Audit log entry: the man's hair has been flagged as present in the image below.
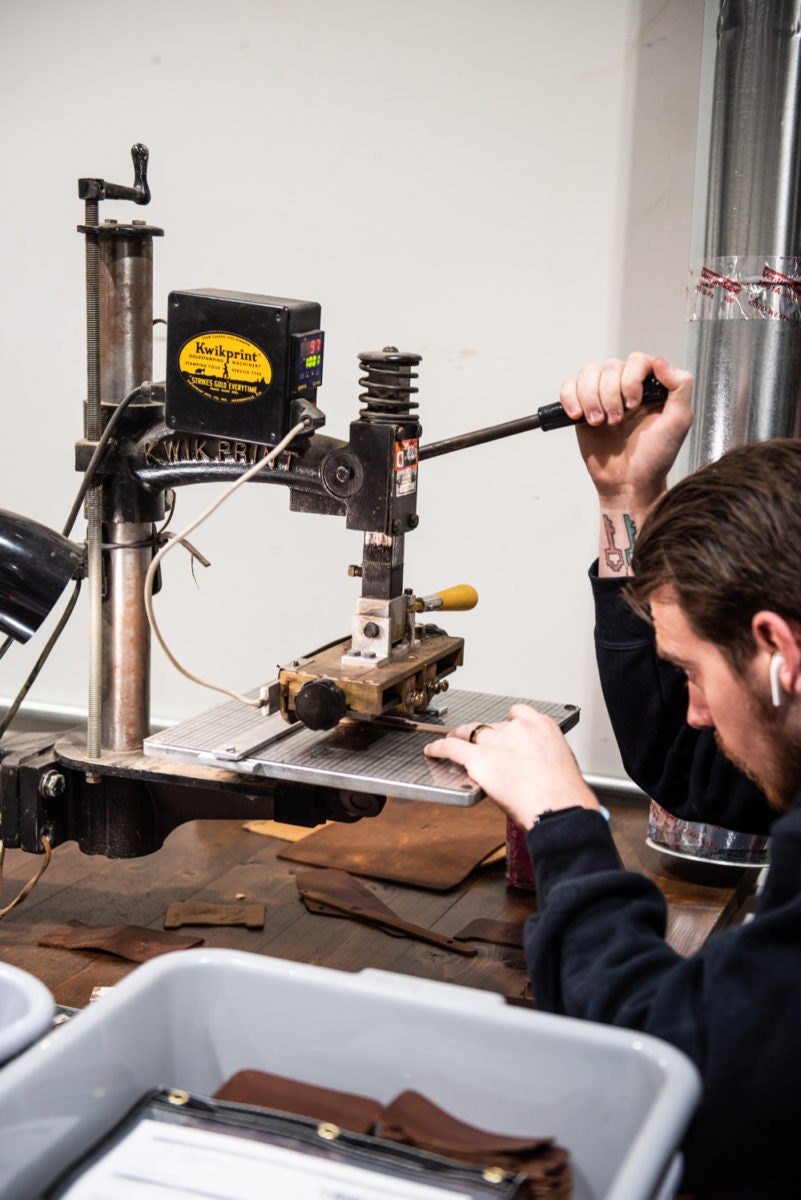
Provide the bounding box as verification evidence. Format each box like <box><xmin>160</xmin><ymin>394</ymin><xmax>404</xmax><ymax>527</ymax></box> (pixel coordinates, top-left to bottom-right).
<box><xmin>628</xmin><ymin>438</ymin><xmax>801</xmax><ymax>671</ymax></box>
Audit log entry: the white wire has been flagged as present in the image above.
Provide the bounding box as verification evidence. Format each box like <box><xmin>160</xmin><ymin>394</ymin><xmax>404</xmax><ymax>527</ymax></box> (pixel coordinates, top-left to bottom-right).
<box><xmin>144</xmin><ymin>418</ymin><xmax>312</xmax><ymax>709</ymax></box>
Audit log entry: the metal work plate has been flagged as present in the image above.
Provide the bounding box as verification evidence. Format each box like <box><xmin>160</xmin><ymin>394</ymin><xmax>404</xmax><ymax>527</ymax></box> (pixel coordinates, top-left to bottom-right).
<box><xmin>143</xmin><ymin>690</ymin><xmax>579</xmax><ymax>806</ymax></box>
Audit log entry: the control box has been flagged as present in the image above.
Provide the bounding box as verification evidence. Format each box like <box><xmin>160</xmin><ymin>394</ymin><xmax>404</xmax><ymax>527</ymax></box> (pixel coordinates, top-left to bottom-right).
<box><xmin>165</xmin><ymin>288</ymin><xmax>324</xmax><ymax>443</ymax></box>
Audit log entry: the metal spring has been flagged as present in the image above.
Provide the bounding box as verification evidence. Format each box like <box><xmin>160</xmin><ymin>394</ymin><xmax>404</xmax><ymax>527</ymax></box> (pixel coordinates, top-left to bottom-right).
<box><xmin>358</xmin><ymin>347</ymin><xmax>421</xmax><ymax>423</ymax></box>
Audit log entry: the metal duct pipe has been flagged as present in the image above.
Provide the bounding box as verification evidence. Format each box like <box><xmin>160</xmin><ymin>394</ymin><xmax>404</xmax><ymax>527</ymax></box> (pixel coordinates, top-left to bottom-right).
<box><xmin>685</xmin><ymin>0</ymin><xmax>801</xmax><ymax>470</ymax></box>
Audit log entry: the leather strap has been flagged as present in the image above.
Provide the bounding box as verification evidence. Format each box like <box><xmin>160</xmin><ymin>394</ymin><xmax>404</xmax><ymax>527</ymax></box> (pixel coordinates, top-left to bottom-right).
<box><xmin>296</xmin><ymin>867</ymin><xmax>477</xmax><ymax>957</ymax></box>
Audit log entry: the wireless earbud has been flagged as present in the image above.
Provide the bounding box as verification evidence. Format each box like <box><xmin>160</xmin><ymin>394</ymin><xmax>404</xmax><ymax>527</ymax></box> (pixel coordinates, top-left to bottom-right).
<box><xmin>770</xmin><ymin>652</ymin><xmax>786</xmax><ymax>708</ymax></box>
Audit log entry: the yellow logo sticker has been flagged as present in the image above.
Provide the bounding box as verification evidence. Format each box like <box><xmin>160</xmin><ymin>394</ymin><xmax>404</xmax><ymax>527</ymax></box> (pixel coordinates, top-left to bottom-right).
<box><xmin>178</xmin><ymin>333</ymin><xmax>272</xmax><ymax>404</ymax></box>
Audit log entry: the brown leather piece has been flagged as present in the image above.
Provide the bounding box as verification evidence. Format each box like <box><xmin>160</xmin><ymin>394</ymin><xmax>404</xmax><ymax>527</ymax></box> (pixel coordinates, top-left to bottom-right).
<box><xmin>38</xmin><ymin>919</ymin><xmax>203</xmax><ymax>962</ymax></box>
<box><xmin>379</xmin><ymin>1091</ymin><xmax>572</xmax><ymax>1198</ymax></box>
<box><xmin>455</xmin><ymin>917</ymin><xmax>526</xmax><ymax>948</ymax></box>
<box><xmin>213</xmin><ymin>1069</ymin><xmax>381</xmax><ymax>1133</ymax></box>
<box><xmin>295</xmin><ymin>867</ymin><xmax>477</xmax><ymax>956</ymax></box>
<box><xmin>211</xmin><ymin>1072</ymin><xmax>572</xmax><ymax>1198</ymax></box>
<box><xmin>163</xmin><ymin>901</ymin><xmax>265</xmax><ymax>929</ymax></box>
<box><xmin>278</xmin><ymin>796</ymin><xmax>506</xmax><ymax>890</ymax></box>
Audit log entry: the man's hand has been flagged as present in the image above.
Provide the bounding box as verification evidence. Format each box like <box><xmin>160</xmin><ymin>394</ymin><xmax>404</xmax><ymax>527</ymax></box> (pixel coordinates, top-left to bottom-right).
<box><xmin>559</xmin><ymin>352</ymin><xmax>693</xmax><ymax>576</ymax></box>
<box><xmin>424</xmin><ymin>704</ymin><xmax>599</xmax><ymax>830</ymax></box>
<box><xmin>560</xmin><ymin>352</ymin><xmax>693</xmax><ymax>509</ymax></box>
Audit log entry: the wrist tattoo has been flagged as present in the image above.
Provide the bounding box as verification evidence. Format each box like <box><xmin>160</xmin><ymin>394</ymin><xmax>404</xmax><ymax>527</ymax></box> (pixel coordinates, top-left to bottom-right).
<box><xmin>602</xmin><ymin>513</ymin><xmax>637</xmax><ymax>573</ymax></box>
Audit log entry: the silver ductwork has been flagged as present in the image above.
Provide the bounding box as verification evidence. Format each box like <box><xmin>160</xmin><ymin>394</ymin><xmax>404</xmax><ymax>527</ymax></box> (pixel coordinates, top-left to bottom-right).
<box><xmin>685</xmin><ymin>0</ymin><xmax>801</xmax><ymax>470</ymax></box>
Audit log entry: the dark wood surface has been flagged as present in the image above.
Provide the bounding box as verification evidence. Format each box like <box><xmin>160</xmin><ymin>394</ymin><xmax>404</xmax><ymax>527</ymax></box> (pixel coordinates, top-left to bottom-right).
<box><xmin>0</xmin><ymin>793</ymin><xmax>754</xmax><ymax>1010</ymax></box>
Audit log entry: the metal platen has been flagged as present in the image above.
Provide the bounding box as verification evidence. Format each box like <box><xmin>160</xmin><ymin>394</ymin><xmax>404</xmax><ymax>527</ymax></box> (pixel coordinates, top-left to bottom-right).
<box><xmin>145</xmin><ymin>690</ymin><xmax>580</xmax><ymax>807</ymax></box>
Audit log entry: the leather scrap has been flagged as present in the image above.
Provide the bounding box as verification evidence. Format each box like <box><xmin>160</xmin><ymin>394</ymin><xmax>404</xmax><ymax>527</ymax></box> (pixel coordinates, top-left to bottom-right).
<box><xmin>279</xmin><ymin>797</ymin><xmax>506</xmax><ymax>890</ymax></box>
<box><xmin>295</xmin><ymin>867</ymin><xmax>477</xmax><ymax>956</ymax></box>
<box><xmin>38</xmin><ymin>919</ymin><xmax>203</xmax><ymax>962</ymax></box>
<box><xmin>213</xmin><ymin>1069</ymin><xmax>381</xmax><ymax>1133</ymax></box>
<box><xmin>210</xmin><ymin>1072</ymin><xmax>572</xmax><ymax>1199</ymax></box>
<box><xmin>378</xmin><ymin>1090</ymin><xmax>572</xmax><ymax>1198</ymax></box>
<box><xmin>454</xmin><ymin>917</ymin><xmax>525</xmax><ymax>948</ymax></box>
<box><xmin>163</xmin><ymin>901</ymin><xmax>265</xmax><ymax>930</ymax></box>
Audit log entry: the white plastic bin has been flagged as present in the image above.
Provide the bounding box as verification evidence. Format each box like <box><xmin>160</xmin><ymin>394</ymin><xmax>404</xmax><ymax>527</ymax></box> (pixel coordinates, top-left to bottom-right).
<box><xmin>0</xmin><ymin>961</ymin><xmax>54</xmax><ymax>1066</ymax></box>
<box><xmin>0</xmin><ymin>949</ymin><xmax>699</xmax><ymax>1200</ymax></box>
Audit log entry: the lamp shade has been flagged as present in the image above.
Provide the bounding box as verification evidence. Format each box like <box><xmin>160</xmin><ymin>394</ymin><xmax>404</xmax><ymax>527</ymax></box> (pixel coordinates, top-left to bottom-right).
<box><xmin>0</xmin><ymin>510</ymin><xmax>84</xmax><ymax>643</ymax></box>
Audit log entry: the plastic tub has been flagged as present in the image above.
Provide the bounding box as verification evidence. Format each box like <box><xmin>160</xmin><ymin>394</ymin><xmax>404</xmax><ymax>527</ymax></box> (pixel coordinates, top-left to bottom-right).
<box><xmin>0</xmin><ymin>949</ymin><xmax>699</xmax><ymax>1200</ymax></box>
<box><xmin>0</xmin><ymin>961</ymin><xmax>54</xmax><ymax>1066</ymax></box>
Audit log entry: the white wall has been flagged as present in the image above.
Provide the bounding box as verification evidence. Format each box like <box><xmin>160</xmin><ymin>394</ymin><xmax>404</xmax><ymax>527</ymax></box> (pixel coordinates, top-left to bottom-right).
<box><xmin>0</xmin><ymin>0</ymin><xmax>703</xmax><ymax>782</ymax></box>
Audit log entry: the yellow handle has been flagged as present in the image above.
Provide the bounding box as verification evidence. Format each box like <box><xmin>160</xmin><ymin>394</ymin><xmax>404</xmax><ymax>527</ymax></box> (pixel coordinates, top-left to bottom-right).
<box><xmin>415</xmin><ymin>584</ymin><xmax>479</xmax><ymax>612</ymax></box>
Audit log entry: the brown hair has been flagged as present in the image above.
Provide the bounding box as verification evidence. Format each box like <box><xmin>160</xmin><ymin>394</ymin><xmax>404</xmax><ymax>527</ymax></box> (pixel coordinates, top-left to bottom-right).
<box><xmin>628</xmin><ymin>438</ymin><xmax>801</xmax><ymax>671</ymax></box>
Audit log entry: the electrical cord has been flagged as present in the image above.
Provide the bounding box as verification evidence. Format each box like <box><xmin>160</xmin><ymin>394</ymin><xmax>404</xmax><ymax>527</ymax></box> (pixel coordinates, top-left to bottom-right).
<box><xmin>144</xmin><ymin>417</ymin><xmax>313</xmax><ymax>709</ymax></box>
<box><xmin>62</xmin><ymin>383</ymin><xmax>146</xmax><ymax>538</ymax></box>
<box><xmin>0</xmin><ymin>581</ymin><xmax>83</xmax><ymax>741</ymax></box>
<box><xmin>0</xmin><ymin>835</ymin><xmax>52</xmax><ymax>919</ymax></box>
<box><xmin>0</xmin><ymin>384</ymin><xmax>146</xmax><ymax>737</ymax></box>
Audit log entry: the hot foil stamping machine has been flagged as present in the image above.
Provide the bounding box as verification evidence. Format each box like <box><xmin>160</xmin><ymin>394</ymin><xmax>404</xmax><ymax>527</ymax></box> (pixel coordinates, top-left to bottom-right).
<box><xmin>0</xmin><ymin>145</ymin><xmax>662</xmax><ymax>861</ymax></box>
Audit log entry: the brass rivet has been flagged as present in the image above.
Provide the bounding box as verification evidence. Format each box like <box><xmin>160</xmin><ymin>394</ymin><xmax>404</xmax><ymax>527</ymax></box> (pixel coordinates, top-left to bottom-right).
<box><xmin>166</xmin><ymin>1089</ymin><xmax>190</xmax><ymax>1106</ymax></box>
<box><xmin>482</xmin><ymin>1166</ymin><xmax>507</xmax><ymax>1184</ymax></box>
<box><xmin>317</xmin><ymin>1122</ymin><xmax>341</xmax><ymax>1141</ymax></box>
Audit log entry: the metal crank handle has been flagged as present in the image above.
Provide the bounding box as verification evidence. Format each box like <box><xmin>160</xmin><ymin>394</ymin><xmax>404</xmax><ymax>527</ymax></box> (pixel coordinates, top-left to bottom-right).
<box><xmin>418</xmin><ymin>374</ymin><xmax>669</xmax><ymax>461</ymax></box>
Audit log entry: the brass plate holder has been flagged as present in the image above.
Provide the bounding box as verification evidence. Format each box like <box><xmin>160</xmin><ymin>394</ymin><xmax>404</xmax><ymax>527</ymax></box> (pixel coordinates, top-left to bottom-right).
<box><xmin>279</xmin><ymin>632</ymin><xmax>464</xmax><ymax>722</ymax></box>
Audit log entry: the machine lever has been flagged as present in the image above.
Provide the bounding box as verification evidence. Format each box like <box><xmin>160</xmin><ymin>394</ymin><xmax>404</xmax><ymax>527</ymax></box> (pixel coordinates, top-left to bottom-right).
<box><xmin>418</xmin><ymin>373</ymin><xmax>668</xmax><ymax>461</ymax></box>
<box><xmin>413</xmin><ymin>584</ymin><xmax>478</xmax><ymax>613</ymax></box>
<box><xmin>78</xmin><ymin>142</ymin><xmax>151</xmax><ymax>205</ymax></box>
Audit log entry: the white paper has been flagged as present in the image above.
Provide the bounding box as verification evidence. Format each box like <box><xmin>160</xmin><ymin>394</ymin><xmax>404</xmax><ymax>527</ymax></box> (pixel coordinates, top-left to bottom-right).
<box><xmin>58</xmin><ymin>1117</ymin><xmax>472</xmax><ymax>1200</ymax></box>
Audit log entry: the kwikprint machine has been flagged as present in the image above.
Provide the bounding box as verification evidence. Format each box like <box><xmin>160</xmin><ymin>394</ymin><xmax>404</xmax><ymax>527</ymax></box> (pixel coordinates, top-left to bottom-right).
<box><xmin>0</xmin><ymin>145</ymin><xmax>663</xmax><ymax>862</ymax></box>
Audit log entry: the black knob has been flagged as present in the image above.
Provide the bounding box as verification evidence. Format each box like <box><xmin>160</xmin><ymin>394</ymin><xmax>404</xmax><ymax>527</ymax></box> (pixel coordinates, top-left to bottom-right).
<box><xmin>294</xmin><ymin>679</ymin><xmax>348</xmax><ymax>730</ymax></box>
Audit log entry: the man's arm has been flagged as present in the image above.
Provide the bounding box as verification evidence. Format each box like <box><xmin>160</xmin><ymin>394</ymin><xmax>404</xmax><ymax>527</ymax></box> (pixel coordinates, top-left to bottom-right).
<box><xmin>525</xmin><ymin>804</ymin><xmax>801</xmax><ymax>1195</ymax></box>
<box><xmin>558</xmin><ymin>352</ymin><xmax>693</xmax><ymax>575</ymax></box>
<box><xmin>561</xmin><ymin>352</ymin><xmax>772</xmax><ymax>831</ymax></box>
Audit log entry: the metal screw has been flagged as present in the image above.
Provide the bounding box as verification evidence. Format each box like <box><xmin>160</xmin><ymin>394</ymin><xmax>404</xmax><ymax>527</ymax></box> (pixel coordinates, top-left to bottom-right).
<box><xmin>407</xmin><ymin>513</ymin><xmax>419</xmax><ymax>529</ymax></box>
<box><xmin>334</xmin><ymin>464</ymin><xmax>353</xmax><ymax>483</ymax></box>
<box><xmin>363</xmin><ymin>622</ymin><xmax>380</xmax><ymax>638</ymax></box>
<box><xmin>39</xmin><ymin>771</ymin><xmax>66</xmax><ymax>800</ymax></box>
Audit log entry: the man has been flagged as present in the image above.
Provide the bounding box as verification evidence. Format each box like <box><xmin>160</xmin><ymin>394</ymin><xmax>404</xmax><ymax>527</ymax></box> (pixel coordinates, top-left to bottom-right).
<box><xmin>566</xmin><ymin>353</ymin><xmax>772</xmax><ymax>836</ymax></box>
<box><xmin>425</xmin><ymin>355</ymin><xmax>801</xmax><ymax>1198</ymax></box>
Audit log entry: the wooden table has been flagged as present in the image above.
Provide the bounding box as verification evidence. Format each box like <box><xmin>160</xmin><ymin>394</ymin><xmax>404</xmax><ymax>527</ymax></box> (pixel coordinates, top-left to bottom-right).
<box><xmin>0</xmin><ymin>792</ymin><xmax>754</xmax><ymax>1010</ymax></box>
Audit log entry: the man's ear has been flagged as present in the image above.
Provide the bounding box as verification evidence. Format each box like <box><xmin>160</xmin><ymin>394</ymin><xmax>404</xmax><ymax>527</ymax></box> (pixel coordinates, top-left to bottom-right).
<box><xmin>752</xmin><ymin>611</ymin><xmax>801</xmax><ymax>699</ymax></box>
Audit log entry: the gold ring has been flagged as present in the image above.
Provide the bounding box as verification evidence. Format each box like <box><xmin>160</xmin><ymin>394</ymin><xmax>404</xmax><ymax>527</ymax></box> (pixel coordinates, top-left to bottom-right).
<box><xmin>468</xmin><ymin>723</ymin><xmax>492</xmax><ymax>744</ymax></box>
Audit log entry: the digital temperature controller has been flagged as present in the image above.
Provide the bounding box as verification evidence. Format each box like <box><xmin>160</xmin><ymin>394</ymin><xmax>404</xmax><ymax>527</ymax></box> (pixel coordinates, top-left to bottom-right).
<box><xmin>293</xmin><ymin>330</ymin><xmax>325</xmax><ymax>392</ymax></box>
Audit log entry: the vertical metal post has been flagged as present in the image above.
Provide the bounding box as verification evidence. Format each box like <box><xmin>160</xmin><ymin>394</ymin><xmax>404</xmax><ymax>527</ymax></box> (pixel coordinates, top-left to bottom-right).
<box><xmin>83</xmin><ymin>203</ymin><xmax>104</xmax><ymax>762</ymax></box>
<box><xmin>77</xmin><ymin>146</ymin><xmax>160</xmax><ymax>755</ymax></box>
<box><xmin>97</xmin><ymin>227</ymin><xmax>156</xmax><ymax>750</ymax></box>
<box><xmin>685</xmin><ymin>0</ymin><xmax>801</xmax><ymax>470</ymax></box>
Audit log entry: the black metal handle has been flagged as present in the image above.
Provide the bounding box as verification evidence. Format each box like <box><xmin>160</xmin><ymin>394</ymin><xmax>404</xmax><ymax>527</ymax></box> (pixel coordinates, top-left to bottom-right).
<box><xmin>78</xmin><ymin>143</ymin><xmax>151</xmax><ymax>205</ymax></box>
<box><xmin>418</xmin><ymin>374</ymin><xmax>669</xmax><ymax>462</ymax></box>
<box><xmin>536</xmin><ymin>373</ymin><xmax>668</xmax><ymax>431</ymax></box>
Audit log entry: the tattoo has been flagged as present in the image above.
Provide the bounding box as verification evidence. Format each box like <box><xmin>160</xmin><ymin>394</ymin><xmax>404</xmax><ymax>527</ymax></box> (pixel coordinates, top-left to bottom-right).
<box><xmin>602</xmin><ymin>513</ymin><xmax>637</xmax><ymax>573</ymax></box>
<box><xmin>623</xmin><ymin>514</ymin><xmax>637</xmax><ymax>569</ymax></box>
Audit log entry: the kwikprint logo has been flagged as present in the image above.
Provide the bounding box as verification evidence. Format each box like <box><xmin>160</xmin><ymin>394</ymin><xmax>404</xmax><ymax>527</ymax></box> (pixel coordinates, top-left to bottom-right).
<box><xmin>179</xmin><ymin>332</ymin><xmax>272</xmax><ymax>403</ymax></box>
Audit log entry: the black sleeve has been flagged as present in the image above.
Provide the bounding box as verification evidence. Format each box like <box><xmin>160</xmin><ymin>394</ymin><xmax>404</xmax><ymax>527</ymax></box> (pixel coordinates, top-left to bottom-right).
<box><xmin>591</xmin><ymin>564</ymin><xmax>773</xmax><ymax>835</ymax></box>
<box><xmin>524</xmin><ymin>806</ymin><xmax>801</xmax><ymax>1195</ymax></box>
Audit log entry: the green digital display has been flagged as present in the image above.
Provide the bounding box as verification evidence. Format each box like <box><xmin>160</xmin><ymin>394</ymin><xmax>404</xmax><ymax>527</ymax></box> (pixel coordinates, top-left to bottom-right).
<box><xmin>294</xmin><ymin>330</ymin><xmax>325</xmax><ymax>391</ymax></box>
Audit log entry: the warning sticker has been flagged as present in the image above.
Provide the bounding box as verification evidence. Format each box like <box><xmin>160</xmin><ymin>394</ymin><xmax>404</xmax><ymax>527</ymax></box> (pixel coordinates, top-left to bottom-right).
<box><xmin>178</xmin><ymin>332</ymin><xmax>272</xmax><ymax>404</ymax></box>
<box><xmin>395</xmin><ymin>438</ymin><xmax>418</xmax><ymax>497</ymax></box>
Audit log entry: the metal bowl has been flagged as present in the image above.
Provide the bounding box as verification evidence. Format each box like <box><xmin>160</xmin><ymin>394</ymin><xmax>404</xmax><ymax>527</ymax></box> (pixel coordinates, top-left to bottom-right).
<box><xmin>647</xmin><ymin>799</ymin><xmax>770</xmax><ymax>868</ymax></box>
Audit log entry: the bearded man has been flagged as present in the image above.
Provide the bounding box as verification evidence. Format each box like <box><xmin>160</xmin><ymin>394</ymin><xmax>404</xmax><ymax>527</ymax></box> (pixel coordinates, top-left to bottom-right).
<box><xmin>426</xmin><ymin>356</ymin><xmax>801</xmax><ymax>1199</ymax></box>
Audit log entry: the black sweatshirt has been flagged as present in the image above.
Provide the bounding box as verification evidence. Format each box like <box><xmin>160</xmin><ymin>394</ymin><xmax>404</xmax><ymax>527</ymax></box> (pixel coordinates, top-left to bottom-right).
<box><xmin>523</xmin><ymin>569</ymin><xmax>799</xmax><ymax>1197</ymax></box>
